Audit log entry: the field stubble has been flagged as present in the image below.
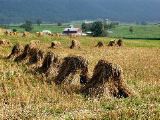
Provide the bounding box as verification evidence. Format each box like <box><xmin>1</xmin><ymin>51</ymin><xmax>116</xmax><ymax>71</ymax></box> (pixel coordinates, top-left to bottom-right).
<box><xmin>0</xmin><ymin>35</ymin><xmax>160</xmax><ymax>119</ymax></box>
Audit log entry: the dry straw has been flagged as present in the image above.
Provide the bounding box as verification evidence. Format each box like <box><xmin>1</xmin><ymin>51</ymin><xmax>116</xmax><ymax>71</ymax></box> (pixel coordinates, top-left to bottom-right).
<box><xmin>81</xmin><ymin>60</ymin><xmax>133</xmax><ymax>98</ymax></box>
<box><xmin>7</xmin><ymin>43</ymin><xmax>23</xmax><ymax>59</ymax></box>
<box><xmin>50</xmin><ymin>41</ymin><xmax>61</xmax><ymax>49</ymax></box>
<box><xmin>95</xmin><ymin>41</ymin><xmax>104</xmax><ymax>47</ymax></box>
<box><xmin>117</xmin><ymin>39</ymin><xmax>123</xmax><ymax>47</ymax></box>
<box><xmin>15</xmin><ymin>44</ymin><xmax>32</xmax><ymax>62</ymax></box>
<box><xmin>108</xmin><ymin>40</ymin><xmax>116</xmax><ymax>46</ymax></box>
<box><xmin>0</xmin><ymin>39</ymin><xmax>11</xmax><ymax>46</ymax></box>
<box><xmin>28</xmin><ymin>48</ymin><xmax>44</xmax><ymax>64</ymax></box>
<box><xmin>37</xmin><ymin>52</ymin><xmax>60</xmax><ymax>76</ymax></box>
<box><xmin>70</xmin><ymin>40</ymin><xmax>81</xmax><ymax>49</ymax></box>
<box><xmin>54</xmin><ymin>56</ymin><xmax>88</xmax><ymax>85</ymax></box>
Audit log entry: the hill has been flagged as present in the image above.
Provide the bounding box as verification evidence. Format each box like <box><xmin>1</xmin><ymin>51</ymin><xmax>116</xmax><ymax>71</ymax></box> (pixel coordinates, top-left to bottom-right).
<box><xmin>0</xmin><ymin>0</ymin><xmax>160</xmax><ymax>23</ymax></box>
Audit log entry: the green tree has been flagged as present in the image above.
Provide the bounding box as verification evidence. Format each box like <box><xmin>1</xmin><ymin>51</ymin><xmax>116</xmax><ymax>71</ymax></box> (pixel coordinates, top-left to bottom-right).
<box><xmin>91</xmin><ymin>21</ymin><xmax>105</xmax><ymax>37</ymax></box>
<box><xmin>12</xmin><ymin>29</ymin><xmax>17</xmax><ymax>32</ymax></box>
<box><xmin>57</xmin><ymin>22</ymin><xmax>62</xmax><ymax>26</ymax></box>
<box><xmin>36</xmin><ymin>19</ymin><xmax>42</xmax><ymax>26</ymax></box>
<box><xmin>20</xmin><ymin>20</ymin><xmax>33</xmax><ymax>32</ymax></box>
<box><xmin>129</xmin><ymin>26</ymin><xmax>133</xmax><ymax>33</ymax></box>
<box><xmin>104</xmin><ymin>22</ymin><xmax>119</xmax><ymax>29</ymax></box>
<box><xmin>81</xmin><ymin>23</ymin><xmax>87</xmax><ymax>32</ymax></box>
<box><xmin>81</xmin><ymin>23</ymin><xmax>92</xmax><ymax>32</ymax></box>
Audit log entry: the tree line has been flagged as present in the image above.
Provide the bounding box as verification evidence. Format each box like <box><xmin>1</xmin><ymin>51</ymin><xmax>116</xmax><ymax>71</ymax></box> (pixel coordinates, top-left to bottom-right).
<box><xmin>81</xmin><ymin>21</ymin><xmax>119</xmax><ymax>37</ymax></box>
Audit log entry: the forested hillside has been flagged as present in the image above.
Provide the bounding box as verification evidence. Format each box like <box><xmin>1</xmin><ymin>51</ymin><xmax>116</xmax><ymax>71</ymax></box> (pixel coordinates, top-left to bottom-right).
<box><xmin>0</xmin><ymin>0</ymin><xmax>160</xmax><ymax>23</ymax></box>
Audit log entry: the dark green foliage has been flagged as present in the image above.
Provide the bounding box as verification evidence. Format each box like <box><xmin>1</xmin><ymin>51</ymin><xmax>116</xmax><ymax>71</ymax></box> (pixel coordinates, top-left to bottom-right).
<box><xmin>104</xmin><ymin>22</ymin><xmax>119</xmax><ymax>29</ymax></box>
<box><xmin>57</xmin><ymin>22</ymin><xmax>62</xmax><ymax>26</ymax></box>
<box><xmin>13</xmin><ymin>29</ymin><xmax>17</xmax><ymax>32</ymax></box>
<box><xmin>20</xmin><ymin>20</ymin><xmax>33</xmax><ymax>32</ymax></box>
<box><xmin>81</xmin><ymin>23</ymin><xmax>86</xmax><ymax>32</ymax></box>
<box><xmin>91</xmin><ymin>21</ymin><xmax>106</xmax><ymax>37</ymax></box>
<box><xmin>36</xmin><ymin>19</ymin><xmax>42</xmax><ymax>26</ymax></box>
<box><xmin>129</xmin><ymin>26</ymin><xmax>134</xmax><ymax>33</ymax></box>
<box><xmin>82</xmin><ymin>21</ymin><xmax>111</xmax><ymax>37</ymax></box>
<box><xmin>81</xmin><ymin>23</ymin><xmax>92</xmax><ymax>32</ymax></box>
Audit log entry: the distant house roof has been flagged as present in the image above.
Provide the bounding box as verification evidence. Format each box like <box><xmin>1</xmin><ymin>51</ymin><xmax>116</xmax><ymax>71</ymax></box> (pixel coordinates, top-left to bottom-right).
<box><xmin>63</xmin><ymin>27</ymin><xmax>82</xmax><ymax>34</ymax></box>
<box><xmin>63</xmin><ymin>28</ymin><xmax>80</xmax><ymax>32</ymax></box>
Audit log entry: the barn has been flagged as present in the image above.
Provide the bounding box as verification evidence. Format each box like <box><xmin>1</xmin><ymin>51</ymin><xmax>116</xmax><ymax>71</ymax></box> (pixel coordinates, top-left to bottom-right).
<box><xmin>63</xmin><ymin>26</ymin><xmax>82</xmax><ymax>36</ymax></box>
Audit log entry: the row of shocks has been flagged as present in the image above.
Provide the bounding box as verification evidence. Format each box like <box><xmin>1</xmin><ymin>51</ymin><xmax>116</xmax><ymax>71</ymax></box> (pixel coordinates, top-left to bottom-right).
<box><xmin>4</xmin><ymin>31</ymin><xmax>67</xmax><ymax>38</ymax></box>
<box><xmin>51</xmin><ymin>39</ymin><xmax>124</xmax><ymax>49</ymax></box>
<box><xmin>6</xmin><ymin>41</ymin><xmax>133</xmax><ymax>98</ymax></box>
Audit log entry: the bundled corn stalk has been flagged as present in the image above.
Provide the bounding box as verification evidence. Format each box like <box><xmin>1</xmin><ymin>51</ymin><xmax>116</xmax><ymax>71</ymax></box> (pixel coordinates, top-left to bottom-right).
<box><xmin>36</xmin><ymin>32</ymin><xmax>43</xmax><ymax>37</ymax></box>
<box><xmin>117</xmin><ymin>39</ymin><xmax>123</xmax><ymax>47</ymax></box>
<box><xmin>81</xmin><ymin>60</ymin><xmax>133</xmax><ymax>98</ymax></box>
<box><xmin>4</xmin><ymin>31</ymin><xmax>10</xmax><ymax>36</ymax></box>
<box><xmin>54</xmin><ymin>56</ymin><xmax>89</xmax><ymax>85</ymax></box>
<box><xmin>7</xmin><ymin>43</ymin><xmax>23</xmax><ymax>59</ymax></box>
<box><xmin>14</xmin><ymin>44</ymin><xmax>33</xmax><ymax>62</ymax></box>
<box><xmin>28</xmin><ymin>48</ymin><xmax>44</xmax><ymax>64</ymax></box>
<box><xmin>50</xmin><ymin>41</ymin><xmax>61</xmax><ymax>49</ymax></box>
<box><xmin>95</xmin><ymin>41</ymin><xmax>104</xmax><ymax>47</ymax></box>
<box><xmin>22</xmin><ymin>32</ymin><xmax>29</xmax><ymax>37</ymax></box>
<box><xmin>0</xmin><ymin>39</ymin><xmax>11</xmax><ymax>46</ymax></box>
<box><xmin>37</xmin><ymin>52</ymin><xmax>60</xmax><ymax>76</ymax></box>
<box><xmin>108</xmin><ymin>40</ymin><xmax>116</xmax><ymax>46</ymax></box>
<box><xmin>70</xmin><ymin>40</ymin><xmax>80</xmax><ymax>49</ymax></box>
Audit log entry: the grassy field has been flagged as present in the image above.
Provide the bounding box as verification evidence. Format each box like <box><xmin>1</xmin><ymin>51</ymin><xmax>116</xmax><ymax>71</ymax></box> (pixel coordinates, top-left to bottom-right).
<box><xmin>110</xmin><ymin>24</ymin><xmax>160</xmax><ymax>39</ymax></box>
<box><xmin>0</xmin><ymin>33</ymin><xmax>160</xmax><ymax>119</ymax></box>
<box><xmin>6</xmin><ymin>24</ymin><xmax>68</xmax><ymax>33</ymax></box>
<box><xmin>5</xmin><ymin>23</ymin><xmax>160</xmax><ymax>40</ymax></box>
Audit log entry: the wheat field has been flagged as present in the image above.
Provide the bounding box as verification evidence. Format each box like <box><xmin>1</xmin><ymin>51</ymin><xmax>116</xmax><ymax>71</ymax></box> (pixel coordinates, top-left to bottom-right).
<box><xmin>0</xmin><ymin>34</ymin><xmax>160</xmax><ymax>119</ymax></box>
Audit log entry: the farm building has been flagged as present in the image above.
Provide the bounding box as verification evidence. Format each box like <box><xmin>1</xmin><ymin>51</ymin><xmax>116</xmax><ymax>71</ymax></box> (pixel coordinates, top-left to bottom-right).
<box><xmin>42</xmin><ymin>30</ymin><xmax>52</xmax><ymax>34</ymax></box>
<box><xmin>63</xmin><ymin>25</ymin><xmax>82</xmax><ymax>36</ymax></box>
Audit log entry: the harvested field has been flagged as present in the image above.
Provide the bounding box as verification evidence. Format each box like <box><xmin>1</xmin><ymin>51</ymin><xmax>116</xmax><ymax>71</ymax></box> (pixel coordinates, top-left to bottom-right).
<box><xmin>0</xmin><ymin>35</ymin><xmax>160</xmax><ymax>119</ymax></box>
